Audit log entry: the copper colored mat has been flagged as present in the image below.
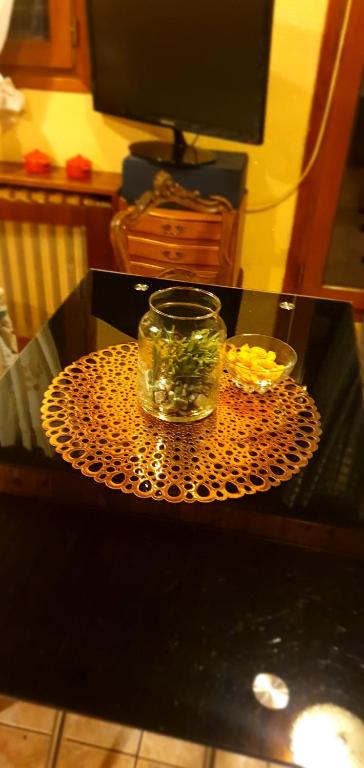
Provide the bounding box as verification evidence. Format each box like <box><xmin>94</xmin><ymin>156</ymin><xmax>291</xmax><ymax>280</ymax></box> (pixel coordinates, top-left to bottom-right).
<box><xmin>41</xmin><ymin>343</ymin><xmax>321</xmax><ymax>503</ymax></box>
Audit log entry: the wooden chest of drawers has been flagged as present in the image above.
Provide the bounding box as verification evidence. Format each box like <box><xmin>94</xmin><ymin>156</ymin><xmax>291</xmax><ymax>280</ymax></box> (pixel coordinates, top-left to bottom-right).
<box><xmin>123</xmin><ymin>204</ymin><xmax>245</xmax><ymax>286</ymax></box>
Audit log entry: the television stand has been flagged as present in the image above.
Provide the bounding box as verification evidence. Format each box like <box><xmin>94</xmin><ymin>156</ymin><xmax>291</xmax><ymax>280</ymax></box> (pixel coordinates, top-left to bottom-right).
<box><xmin>129</xmin><ymin>128</ymin><xmax>216</xmax><ymax>168</ymax></box>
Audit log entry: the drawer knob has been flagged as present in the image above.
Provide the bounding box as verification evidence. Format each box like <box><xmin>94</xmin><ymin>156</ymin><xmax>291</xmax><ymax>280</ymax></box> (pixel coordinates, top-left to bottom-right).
<box><xmin>162</xmin><ymin>249</ymin><xmax>183</xmax><ymax>261</ymax></box>
<box><xmin>161</xmin><ymin>223</ymin><xmax>185</xmax><ymax>236</ymax></box>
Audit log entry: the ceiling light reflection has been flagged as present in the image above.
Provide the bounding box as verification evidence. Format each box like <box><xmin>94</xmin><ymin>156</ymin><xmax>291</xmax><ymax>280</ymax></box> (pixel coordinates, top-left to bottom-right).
<box><xmin>291</xmin><ymin>704</ymin><xmax>364</xmax><ymax>768</ymax></box>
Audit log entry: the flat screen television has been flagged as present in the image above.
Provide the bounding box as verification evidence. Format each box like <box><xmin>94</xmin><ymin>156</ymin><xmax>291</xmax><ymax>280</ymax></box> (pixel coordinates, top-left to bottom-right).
<box><xmin>87</xmin><ymin>0</ymin><xmax>275</xmax><ymax>166</ymax></box>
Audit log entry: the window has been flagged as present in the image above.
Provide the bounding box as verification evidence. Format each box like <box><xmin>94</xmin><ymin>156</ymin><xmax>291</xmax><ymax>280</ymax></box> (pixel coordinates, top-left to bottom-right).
<box><xmin>0</xmin><ymin>0</ymin><xmax>90</xmax><ymax>92</ymax></box>
<box><xmin>9</xmin><ymin>0</ymin><xmax>50</xmax><ymax>40</ymax></box>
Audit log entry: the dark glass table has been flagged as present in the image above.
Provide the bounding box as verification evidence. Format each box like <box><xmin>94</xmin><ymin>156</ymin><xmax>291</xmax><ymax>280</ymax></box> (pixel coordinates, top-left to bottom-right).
<box><xmin>0</xmin><ymin>270</ymin><xmax>363</xmax><ymax>767</ymax></box>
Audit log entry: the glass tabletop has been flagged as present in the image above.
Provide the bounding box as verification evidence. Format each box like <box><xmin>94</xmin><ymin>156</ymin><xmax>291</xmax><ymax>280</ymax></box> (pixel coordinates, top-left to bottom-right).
<box><xmin>0</xmin><ymin>270</ymin><xmax>363</xmax><ymax>767</ymax></box>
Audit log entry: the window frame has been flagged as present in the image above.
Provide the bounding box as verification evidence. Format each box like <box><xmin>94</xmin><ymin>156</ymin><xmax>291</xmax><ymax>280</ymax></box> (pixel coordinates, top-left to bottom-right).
<box><xmin>0</xmin><ymin>0</ymin><xmax>90</xmax><ymax>92</ymax></box>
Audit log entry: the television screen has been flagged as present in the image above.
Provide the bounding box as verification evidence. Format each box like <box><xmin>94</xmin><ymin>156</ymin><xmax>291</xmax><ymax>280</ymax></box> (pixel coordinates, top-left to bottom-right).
<box><xmin>87</xmin><ymin>0</ymin><xmax>274</xmax><ymax>145</ymax></box>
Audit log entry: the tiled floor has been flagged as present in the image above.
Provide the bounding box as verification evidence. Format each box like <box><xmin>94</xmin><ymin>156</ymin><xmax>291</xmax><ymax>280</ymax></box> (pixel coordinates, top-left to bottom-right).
<box><xmin>0</xmin><ymin>698</ymin><xmax>280</xmax><ymax>767</ymax></box>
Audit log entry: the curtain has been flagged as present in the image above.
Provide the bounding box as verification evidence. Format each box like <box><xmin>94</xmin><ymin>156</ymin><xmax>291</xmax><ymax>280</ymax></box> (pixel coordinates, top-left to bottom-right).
<box><xmin>0</xmin><ymin>0</ymin><xmax>14</xmax><ymax>53</ymax></box>
<box><xmin>0</xmin><ymin>325</ymin><xmax>61</xmax><ymax>453</ymax></box>
<box><xmin>0</xmin><ymin>287</ymin><xmax>18</xmax><ymax>378</ymax></box>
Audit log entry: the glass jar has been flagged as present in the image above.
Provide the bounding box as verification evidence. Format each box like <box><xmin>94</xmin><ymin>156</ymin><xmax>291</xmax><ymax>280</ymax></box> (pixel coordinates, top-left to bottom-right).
<box><xmin>137</xmin><ymin>286</ymin><xmax>226</xmax><ymax>422</ymax></box>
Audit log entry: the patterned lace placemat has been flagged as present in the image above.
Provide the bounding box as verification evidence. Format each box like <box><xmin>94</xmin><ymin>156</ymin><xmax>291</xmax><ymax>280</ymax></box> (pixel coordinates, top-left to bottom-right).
<box><xmin>41</xmin><ymin>343</ymin><xmax>321</xmax><ymax>503</ymax></box>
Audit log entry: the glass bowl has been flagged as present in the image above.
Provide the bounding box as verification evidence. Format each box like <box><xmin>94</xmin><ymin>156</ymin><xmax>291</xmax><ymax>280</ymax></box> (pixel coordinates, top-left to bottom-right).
<box><xmin>225</xmin><ymin>334</ymin><xmax>297</xmax><ymax>393</ymax></box>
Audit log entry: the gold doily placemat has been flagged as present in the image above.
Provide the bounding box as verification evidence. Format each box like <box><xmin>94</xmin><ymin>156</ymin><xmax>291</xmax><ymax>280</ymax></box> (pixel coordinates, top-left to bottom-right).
<box><xmin>41</xmin><ymin>343</ymin><xmax>321</xmax><ymax>504</ymax></box>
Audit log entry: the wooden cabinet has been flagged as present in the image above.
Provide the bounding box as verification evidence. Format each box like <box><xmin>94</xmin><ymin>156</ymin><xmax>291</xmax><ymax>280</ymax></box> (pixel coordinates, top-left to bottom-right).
<box><xmin>116</xmin><ymin>202</ymin><xmax>246</xmax><ymax>287</ymax></box>
<box><xmin>129</xmin><ymin>239</ymin><xmax>219</xmax><ymax>267</ymax></box>
<box><xmin>127</xmin><ymin>210</ymin><xmax>223</xmax><ymax>242</ymax></box>
<box><xmin>128</xmin><ymin>209</ymin><xmax>222</xmax><ymax>275</ymax></box>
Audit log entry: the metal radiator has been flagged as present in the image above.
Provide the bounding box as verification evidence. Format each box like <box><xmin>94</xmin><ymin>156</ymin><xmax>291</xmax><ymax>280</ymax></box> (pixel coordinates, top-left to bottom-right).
<box><xmin>0</xmin><ymin>190</ymin><xmax>88</xmax><ymax>339</ymax></box>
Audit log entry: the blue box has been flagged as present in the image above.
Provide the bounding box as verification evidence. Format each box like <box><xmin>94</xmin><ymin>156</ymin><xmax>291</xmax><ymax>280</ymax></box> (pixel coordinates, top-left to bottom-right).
<box><xmin>121</xmin><ymin>150</ymin><xmax>248</xmax><ymax>208</ymax></box>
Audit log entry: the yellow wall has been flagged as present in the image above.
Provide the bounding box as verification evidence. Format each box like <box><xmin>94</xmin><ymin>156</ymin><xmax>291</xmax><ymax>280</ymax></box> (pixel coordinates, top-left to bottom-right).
<box><xmin>0</xmin><ymin>0</ymin><xmax>328</xmax><ymax>292</ymax></box>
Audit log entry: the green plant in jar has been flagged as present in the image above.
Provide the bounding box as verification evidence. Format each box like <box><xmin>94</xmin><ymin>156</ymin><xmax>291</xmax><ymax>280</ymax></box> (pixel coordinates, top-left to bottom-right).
<box><xmin>138</xmin><ymin>287</ymin><xmax>226</xmax><ymax>422</ymax></box>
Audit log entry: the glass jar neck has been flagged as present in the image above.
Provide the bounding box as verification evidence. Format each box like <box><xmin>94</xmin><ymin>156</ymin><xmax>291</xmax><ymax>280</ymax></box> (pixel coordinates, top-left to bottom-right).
<box><xmin>149</xmin><ymin>286</ymin><xmax>221</xmax><ymax>322</ymax></box>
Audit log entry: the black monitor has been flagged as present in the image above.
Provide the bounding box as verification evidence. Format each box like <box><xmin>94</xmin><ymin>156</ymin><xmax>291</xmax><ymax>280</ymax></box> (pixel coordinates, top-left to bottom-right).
<box><xmin>87</xmin><ymin>0</ymin><xmax>275</xmax><ymax>166</ymax></box>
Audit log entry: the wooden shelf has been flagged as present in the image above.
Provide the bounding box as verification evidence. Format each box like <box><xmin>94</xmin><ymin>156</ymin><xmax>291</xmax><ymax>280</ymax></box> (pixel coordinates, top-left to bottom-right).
<box><xmin>0</xmin><ymin>162</ymin><xmax>121</xmax><ymax>201</ymax></box>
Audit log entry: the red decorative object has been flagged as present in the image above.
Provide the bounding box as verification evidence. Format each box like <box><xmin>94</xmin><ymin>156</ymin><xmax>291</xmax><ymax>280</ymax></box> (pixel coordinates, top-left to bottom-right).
<box><xmin>66</xmin><ymin>154</ymin><xmax>92</xmax><ymax>180</ymax></box>
<box><xmin>24</xmin><ymin>149</ymin><xmax>51</xmax><ymax>175</ymax></box>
